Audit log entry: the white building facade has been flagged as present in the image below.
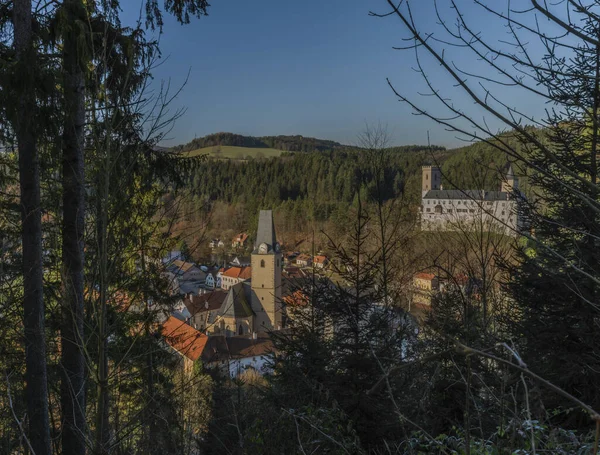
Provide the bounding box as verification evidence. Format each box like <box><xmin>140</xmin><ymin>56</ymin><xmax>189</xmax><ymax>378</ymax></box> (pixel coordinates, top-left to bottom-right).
<box><xmin>420</xmin><ymin>165</ymin><xmax>524</xmax><ymax>235</ymax></box>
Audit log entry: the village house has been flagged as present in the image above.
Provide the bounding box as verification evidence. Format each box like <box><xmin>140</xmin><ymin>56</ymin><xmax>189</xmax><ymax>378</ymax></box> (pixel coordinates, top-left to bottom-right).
<box><xmin>221</xmin><ymin>266</ymin><xmax>252</xmax><ymax>290</ymax></box>
<box><xmin>167</xmin><ymin>260</ymin><xmax>206</xmax><ymax>282</ymax></box>
<box><xmin>205</xmin><ymin>270</ymin><xmax>221</xmax><ymax>289</ymax></box>
<box><xmin>162</xmin><ymin>315</ymin><xmax>210</xmax><ymax>374</ymax></box>
<box><xmin>412</xmin><ymin>272</ymin><xmax>440</xmax><ymax>306</ymax></box>
<box><xmin>296</xmin><ymin>253</ymin><xmax>312</xmax><ymax>267</ymax></box>
<box><xmin>313</xmin><ymin>255</ymin><xmax>329</xmax><ymax>269</ymax></box>
<box><xmin>284</xmin><ymin>252</ymin><xmax>298</xmax><ymax>265</ymax></box>
<box><xmin>184</xmin><ymin>290</ymin><xmax>228</xmax><ymax>332</ymax></box>
<box><xmin>209</xmin><ymin>238</ymin><xmax>225</xmax><ymax>249</ymax></box>
<box><xmin>232</xmin><ymin>233</ymin><xmax>249</xmax><ymax>248</ymax></box>
<box><xmin>224</xmin><ymin>332</ymin><xmax>274</xmax><ymax>378</ymax></box>
<box><xmin>161</xmin><ymin>314</ymin><xmax>275</xmax><ymax>378</ymax></box>
<box><xmin>165</xmin><ymin>260</ymin><xmax>207</xmax><ymax>295</ymax></box>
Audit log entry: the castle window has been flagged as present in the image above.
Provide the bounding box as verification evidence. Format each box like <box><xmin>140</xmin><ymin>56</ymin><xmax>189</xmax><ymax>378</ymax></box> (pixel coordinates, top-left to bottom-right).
<box><xmin>260</xmin><ymin>259</ymin><xmax>265</xmax><ymax>268</ymax></box>
<box><xmin>434</xmin><ymin>205</ymin><xmax>443</xmax><ymax>214</ymax></box>
<box><xmin>426</xmin><ymin>174</ymin><xmax>429</xmax><ymax>180</ymax></box>
<box><xmin>426</xmin><ymin>208</ymin><xmax>431</xmax><ymax>212</ymax></box>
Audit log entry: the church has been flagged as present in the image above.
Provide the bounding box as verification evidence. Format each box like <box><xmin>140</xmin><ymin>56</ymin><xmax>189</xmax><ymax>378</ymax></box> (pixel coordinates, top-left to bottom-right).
<box><xmin>184</xmin><ymin>210</ymin><xmax>283</xmax><ymax>337</ymax></box>
<box><xmin>420</xmin><ymin>164</ymin><xmax>524</xmax><ymax>235</ymax></box>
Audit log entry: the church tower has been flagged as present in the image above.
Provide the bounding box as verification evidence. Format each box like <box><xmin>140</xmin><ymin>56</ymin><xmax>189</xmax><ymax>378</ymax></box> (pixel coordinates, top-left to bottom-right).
<box><xmin>501</xmin><ymin>163</ymin><xmax>519</xmax><ymax>194</ymax></box>
<box><xmin>251</xmin><ymin>210</ymin><xmax>282</xmax><ymax>330</ymax></box>
<box><xmin>422</xmin><ymin>165</ymin><xmax>441</xmax><ymax>197</ymax></box>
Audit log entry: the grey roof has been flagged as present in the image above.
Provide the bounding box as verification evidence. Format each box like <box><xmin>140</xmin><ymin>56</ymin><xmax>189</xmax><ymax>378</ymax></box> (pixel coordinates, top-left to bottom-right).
<box><xmin>219</xmin><ymin>283</ymin><xmax>254</xmax><ymax>319</ymax></box>
<box><xmin>253</xmin><ymin>210</ymin><xmax>278</xmax><ymax>253</ymax></box>
<box><xmin>506</xmin><ymin>163</ymin><xmax>516</xmax><ymax>180</ymax></box>
<box><xmin>423</xmin><ymin>189</ymin><xmax>509</xmax><ymax>201</ymax></box>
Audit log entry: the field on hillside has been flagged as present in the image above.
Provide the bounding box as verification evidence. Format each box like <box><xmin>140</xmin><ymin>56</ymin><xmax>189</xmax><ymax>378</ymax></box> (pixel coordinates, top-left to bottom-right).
<box><xmin>185</xmin><ymin>145</ymin><xmax>284</xmax><ymax>159</ymax></box>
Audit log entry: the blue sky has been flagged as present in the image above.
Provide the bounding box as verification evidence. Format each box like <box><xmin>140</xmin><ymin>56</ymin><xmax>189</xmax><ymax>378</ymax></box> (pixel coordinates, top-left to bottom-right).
<box><xmin>122</xmin><ymin>1</ymin><xmax>546</xmax><ymax>148</ymax></box>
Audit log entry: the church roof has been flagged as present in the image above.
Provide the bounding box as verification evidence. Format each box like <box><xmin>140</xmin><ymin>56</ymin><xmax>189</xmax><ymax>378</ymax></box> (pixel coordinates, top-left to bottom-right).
<box><xmin>506</xmin><ymin>163</ymin><xmax>516</xmax><ymax>179</ymax></box>
<box><xmin>253</xmin><ymin>210</ymin><xmax>277</xmax><ymax>253</ymax></box>
<box><xmin>423</xmin><ymin>189</ymin><xmax>509</xmax><ymax>201</ymax></box>
<box><xmin>219</xmin><ymin>282</ymin><xmax>254</xmax><ymax>319</ymax></box>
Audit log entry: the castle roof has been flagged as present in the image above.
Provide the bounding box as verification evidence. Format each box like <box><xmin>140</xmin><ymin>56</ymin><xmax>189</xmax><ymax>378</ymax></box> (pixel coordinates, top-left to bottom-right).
<box><xmin>423</xmin><ymin>189</ymin><xmax>509</xmax><ymax>201</ymax></box>
<box><xmin>219</xmin><ymin>283</ymin><xmax>254</xmax><ymax>319</ymax></box>
<box><xmin>253</xmin><ymin>210</ymin><xmax>278</xmax><ymax>253</ymax></box>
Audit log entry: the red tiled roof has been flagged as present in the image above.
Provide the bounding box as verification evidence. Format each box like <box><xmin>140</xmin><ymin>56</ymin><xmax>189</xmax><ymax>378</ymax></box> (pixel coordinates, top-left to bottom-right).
<box><xmin>283</xmin><ymin>290</ymin><xmax>309</xmax><ymax>307</ymax></box>
<box><xmin>162</xmin><ymin>316</ymin><xmax>208</xmax><ymax>362</ymax></box>
<box><xmin>222</xmin><ymin>266</ymin><xmax>252</xmax><ymax>280</ymax></box>
<box><xmin>313</xmin><ymin>255</ymin><xmax>328</xmax><ymax>264</ymax></box>
<box><xmin>415</xmin><ymin>272</ymin><xmax>436</xmax><ymax>281</ymax></box>
<box><xmin>232</xmin><ymin>233</ymin><xmax>249</xmax><ymax>243</ymax></box>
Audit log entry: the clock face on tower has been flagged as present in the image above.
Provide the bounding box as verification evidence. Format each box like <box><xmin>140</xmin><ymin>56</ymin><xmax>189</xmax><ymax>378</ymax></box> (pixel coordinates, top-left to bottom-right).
<box><xmin>258</xmin><ymin>243</ymin><xmax>268</xmax><ymax>254</ymax></box>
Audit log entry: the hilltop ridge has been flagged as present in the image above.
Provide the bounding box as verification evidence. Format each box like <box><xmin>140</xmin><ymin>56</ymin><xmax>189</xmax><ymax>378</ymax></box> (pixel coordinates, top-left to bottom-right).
<box><xmin>171</xmin><ymin>132</ymin><xmax>446</xmax><ymax>154</ymax></box>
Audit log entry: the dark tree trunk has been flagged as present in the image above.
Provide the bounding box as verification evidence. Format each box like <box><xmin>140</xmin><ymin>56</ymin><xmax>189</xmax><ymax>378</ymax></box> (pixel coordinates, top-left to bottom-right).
<box><xmin>61</xmin><ymin>1</ymin><xmax>87</xmax><ymax>453</ymax></box>
<box><xmin>13</xmin><ymin>2</ymin><xmax>52</xmax><ymax>454</ymax></box>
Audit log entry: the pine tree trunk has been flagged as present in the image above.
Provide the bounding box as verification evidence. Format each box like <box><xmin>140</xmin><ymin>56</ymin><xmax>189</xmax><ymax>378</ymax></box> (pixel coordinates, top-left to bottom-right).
<box><xmin>13</xmin><ymin>1</ymin><xmax>52</xmax><ymax>454</ymax></box>
<box><xmin>61</xmin><ymin>1</ymin><xmax>87</xmax><ymax>452</ymax></box>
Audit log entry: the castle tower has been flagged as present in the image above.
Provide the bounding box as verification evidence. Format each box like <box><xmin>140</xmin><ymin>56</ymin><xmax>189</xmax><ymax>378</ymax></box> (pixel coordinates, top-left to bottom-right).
<box><xmin>251</xmin><ymin>210</ymin><xmax>282</xmax><ymax>331</ymax></box>
<box><xmin>422</xmin><ymin>165</ymin><xmax>441</xmax><ymax>197</ymax></box>
<box><xmin>501</xmin><ymin>163</ymin><xmax>519</xmax><ymax>194</ymax></box>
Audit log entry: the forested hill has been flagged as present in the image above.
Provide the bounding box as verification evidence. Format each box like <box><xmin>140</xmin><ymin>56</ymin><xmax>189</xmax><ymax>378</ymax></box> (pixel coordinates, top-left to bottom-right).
<box><xmin>182</xmin><ymin>139</ymin><xmax>512</xmax><ymax>222</ymax></box>
<box><xmin>171</xmin><ymin>132</ymin><xmax>447</xmax><ymax>154</ymax></box>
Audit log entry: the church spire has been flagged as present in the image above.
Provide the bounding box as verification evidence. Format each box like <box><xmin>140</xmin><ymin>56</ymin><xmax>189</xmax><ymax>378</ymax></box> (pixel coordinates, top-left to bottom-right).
<box><xmin>253</xmin><ymin>210</ymin><xmax>278</xmax><ymax>254</ymax></box>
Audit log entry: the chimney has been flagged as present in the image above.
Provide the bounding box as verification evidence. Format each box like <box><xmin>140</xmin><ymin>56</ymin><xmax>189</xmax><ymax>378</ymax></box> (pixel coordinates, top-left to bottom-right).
<box><xmin>252</xmin><ymin>331</ymin><xmax>257</xmax><ymax>340</ymax></box>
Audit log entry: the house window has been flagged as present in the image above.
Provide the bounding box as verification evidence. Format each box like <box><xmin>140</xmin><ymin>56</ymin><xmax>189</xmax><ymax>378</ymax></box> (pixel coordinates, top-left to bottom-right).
<box><xmin>260</xmin><ymin>259</ymin><xmax>265</xmax><ymax>268</ymax></box>
<box><xmin>426</xmin><ymin>208</ymin><xmax>430</xmax><ymax>212</ymax></box>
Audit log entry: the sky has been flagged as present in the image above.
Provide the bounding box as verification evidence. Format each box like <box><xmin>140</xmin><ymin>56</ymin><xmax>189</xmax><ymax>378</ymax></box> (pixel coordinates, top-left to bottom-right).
<box><xmin>121</xmin><ymin>0</ymin><xmax>547</xmax><ymax>148</ymax></box>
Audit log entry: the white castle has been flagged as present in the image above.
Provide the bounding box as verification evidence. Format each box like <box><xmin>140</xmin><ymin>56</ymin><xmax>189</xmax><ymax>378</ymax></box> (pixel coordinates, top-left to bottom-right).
<box><xmin>420</xmin><ymin>165</ymin><xmax>523</xmax><ymax>235</ymax></box>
